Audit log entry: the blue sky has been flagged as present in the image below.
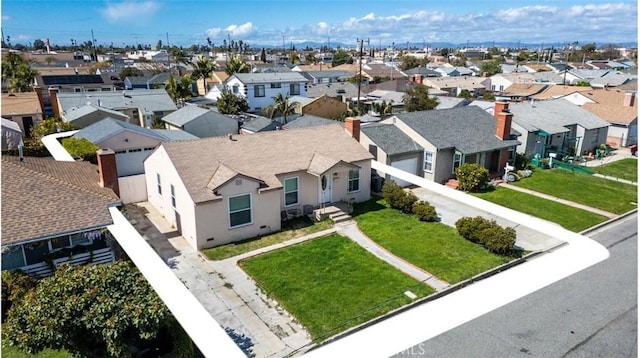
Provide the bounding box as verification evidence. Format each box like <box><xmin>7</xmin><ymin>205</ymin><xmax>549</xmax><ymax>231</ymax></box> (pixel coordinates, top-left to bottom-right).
<box><xmin>1</xmin><ymin>1</ymin><xmax>637</xmax><ymax>48</ymax></box>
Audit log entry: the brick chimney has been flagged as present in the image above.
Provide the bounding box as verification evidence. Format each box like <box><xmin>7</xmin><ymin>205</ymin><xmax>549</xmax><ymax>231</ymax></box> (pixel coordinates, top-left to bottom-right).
<box><xmin>33</xmin><ymin>86</ymin><xmax>45</xmax><ymax>118</ymax></box>
<box><xmin>97</xmin><ymin>149</ymin><xmax>120</xmax><ymax>197</ymax></box>
<box><xmin>48</xmin><ymin>88</ymin><xmax>60</xmax><ymax>117</ymax></box>
<box><xmin>494</xmin><ymin>101</ymin><xmax>513</xmax><ymax>140</ymax></box>
<box><xmin>623</xmin><ymin>91</ymin><xmax>636</xmax><ymax>107</ymax></box>
<box><xmin>344</xmin><ymin>117</ymin><xmax>361</xmax><ymax>142</ymax></box>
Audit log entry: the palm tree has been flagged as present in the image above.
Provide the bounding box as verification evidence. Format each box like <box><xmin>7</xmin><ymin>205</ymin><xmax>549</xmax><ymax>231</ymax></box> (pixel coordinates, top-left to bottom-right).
<box><xmin>225</xmin><ymin>55</ymin><xmax>251</xmax><ymax>75</ymax></box>
<box><xmin>2</xmin><ymin>52</ymin><xmax>38</xmax><ymax>93</ymax></box>
<box><xmin>264</xmin><ymin>93</ymin><xmax>298</xmax><ymax>124</ymax></box>
<box><xmin>191</xmin><ymin>56</ymin><xmax>216</xmax><ymax>95</ymax></box>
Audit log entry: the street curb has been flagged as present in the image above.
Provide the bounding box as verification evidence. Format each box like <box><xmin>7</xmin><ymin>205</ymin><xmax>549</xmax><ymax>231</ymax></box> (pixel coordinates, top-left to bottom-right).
<box><xmin>579</xmin><ymin>209</ymin><xmax>638</xmax><ymax>236</ymax></box>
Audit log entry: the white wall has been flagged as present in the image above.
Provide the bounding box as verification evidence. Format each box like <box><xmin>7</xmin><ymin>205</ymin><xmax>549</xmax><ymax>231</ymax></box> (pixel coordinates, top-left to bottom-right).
<box><xmin>118</xmin><ymin>174</ymin><xmax>148</xmax><ymax>204</ymax></box>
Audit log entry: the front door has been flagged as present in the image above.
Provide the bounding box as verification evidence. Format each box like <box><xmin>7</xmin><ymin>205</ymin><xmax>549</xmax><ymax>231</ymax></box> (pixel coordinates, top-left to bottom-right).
<box><xmin>319</xmin><ymin>173</ymin><xmax>332</xmax><ymax>203</ymax></box>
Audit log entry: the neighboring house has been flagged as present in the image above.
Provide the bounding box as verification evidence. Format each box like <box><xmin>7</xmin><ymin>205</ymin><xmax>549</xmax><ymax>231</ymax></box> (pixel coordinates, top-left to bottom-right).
<box><xmin>240</xmin><ymin>114</ymin><xmax>302</xmax><ymax>134</ymax></box>
<box><xmin>35</xmin><ymin>73</ymin><xmax>118</xmax><ymax>93</ymax></box>
<box><xmin>162</xmin><ymin>105</ymin><xmax>239</xmax><ymax>138</ymax></box>
<box><xmin>143</xmin><ymin>122</ymin><xmax>372</xmax><ymax>249</ymax></box>
<box><xmin>362</xmin><ymin>63</ymin><xmax>406</xmax><ymax>80</ymax></box>
<box><xmin>509</xmin><ymin>99</ymin><xmax>610</xmax><ymax>158</ymax></box>
<box><xmin>403</xmin><ymin>67</ymin><xmax>442</xmax><ymax>81</ymax></box>
<box><xmin>359</xmin><ymin>105</ymin><xmax>520</xmax><ymax>185</ymax></box>
<box><xmin>72</xmin><ymin>117</ymin><xmax>197</xmax><ymax>177</ymax></box>
<box><xmin>60</xmin><ymin>103</ymin><xmax>131</xmax><ymax>128</ymax></box>
<box><xmin>497</xmin><ymin>83</ymin><xmax>549</xmax><ymax>102</ymax></box>
<box><xmin>431</xmin><ymin>66</ymin><xmax>474</xmax><ymax>77</ymax></box>
<box><xmin>307</xmin><ymin>82</ymin><xmax>359</xmax><ymax>103</ymax></box>
<box><xmin>1</xmin><ymin>154</ymin><xmax>121</xmax><ymax>277</ymax></box>
<box><xmin>55</xmin><ymin>89</ymin><xmax>178</xmax><ymax>128</ymax></box>
<box><xmin>299</xmin><ymin>70</ymin><xmax>352</xmax><ymax>84</ymax></box>
<box><xmin>588</xmin><ymin>73</ymin><xmax>636</xmax><ymax>89</ymax></box>
<box><xmin>500</xmin><ymin>64</ymin><xmax>531</xmax><ymax>73</ymax></box>
<box><xmin>562</xmin><ymin>89</ymin><xmax>637</xmax><ymax>147</ymax></box>
<box><xmin>434</xmin><ymin>96</ymin><xmax>469</xmax><ymax>109</ymax></box>
<box><xmin>564</xmin><ymin>69</ymin><xmax>610</xmax><ymax>85</ymax></box>
<box><xmin>124</xmin><ymin>72</ymin><xmax>181</xmax><ymax>90</ymax></box>
<box><xmin>297</xmin><ymin>94</ymin><xmax>348</xmax><ymax>119</ymax></box>
<box><xmin>224</xmin><ymin>72</ymin><xmax>308</xmax><ymax>112</ymax></box>
<box><xmin>281</xmin><ymin>114</ymin><xmax>341</xmax><ymax>130</ymax></box>
<box><xmin>531</xmin><ymin>85</ymin><xmax>593</xmax><ymax>100</ymax></box>
<box><xmin>423</xmin><ymin>77</ymin><xmax>490</xmax><ymax>97</ymax></box>
<box><xmin>0</xmin><ymin>92</ymin><xmax>44</xmax><ymax>138</ymax></box>
<box><xmin>198</xmin><ymin>71</ymin><xmax>229</xmax><ymax>96</ymax></box>
<box><xmin>1</xmin><ymin>117</ymin><xmax>23</xmax><ymax>150</ymax></box>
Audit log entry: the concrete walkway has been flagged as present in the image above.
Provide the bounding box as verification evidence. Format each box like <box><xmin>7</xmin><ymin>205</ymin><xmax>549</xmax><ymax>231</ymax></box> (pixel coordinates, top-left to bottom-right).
<box><xmin>592</xmin><ymin>173</ymin><xmax>637</xmax><ymax>186</ymax></box>
<box><xmin>499</xmin><ymin>183</ymin><xmax>619</xmax><ymax>219</ymax></box>
<box><xmin>335</xmin><ymin>221</ymin><xmax>450</xmax><ymax>291</ymax></box>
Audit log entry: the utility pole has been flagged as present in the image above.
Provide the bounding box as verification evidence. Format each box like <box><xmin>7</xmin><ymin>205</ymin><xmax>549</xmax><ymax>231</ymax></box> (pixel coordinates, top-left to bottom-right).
<box><xmin>356</xmin><ymin>38</ymin><xmax>369</xmax><ymax>112</ymax></box>
<box><xmin>166</xmin><ymin>32</ymin><xmax>171</xmax><ymax>72</ymax></box>
<box><xmin>91</xmin><ymin>29</ymin><xmax>97</xmax><ymax>61</ymax></box>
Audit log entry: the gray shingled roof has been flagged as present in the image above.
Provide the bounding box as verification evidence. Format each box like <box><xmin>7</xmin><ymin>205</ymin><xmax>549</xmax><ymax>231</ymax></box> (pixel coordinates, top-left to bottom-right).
<box><xmin>361</xmin><ymin>123</ymin><xmax>424</xmax><ymax>155</ymax></box>
<box><xmin>393</xmin><ymin>106</ymin><xmax>520</xmax><ymax>154</ymax></box>
<box><xmin>434</xmin><ymin>96</ymin><xmax>468</xmax><ymax>109</ymax></box>
<box><xmin>2</xmin><ymin>156</ymin><xmax>120</xmax><ymax>245</ymax></box>
<box><xmin>73</xmin><ymin>117</ymin><xmax>166</xmax><ymax>143</ymax></box>
<box><xmin>302</xmin><ymin>70</ymin><xmax>352</xmax><ymax>79</ymax></box>
<box><xmin>307</xmin><ymin>82</ymin><xmax>359</xmax><ymax>99</ymax></box>
<box><xmin>229</xmin><ymin>72</ymin><xmax>308</xmax><ymax>84</ymax></box>
<box><xmin>509</xmin><ymin>99</ymin><xmax>610</xmax><ymax>134</ymax></box>
<box><xmin>282</xmin><ymin>115</ymin><xmax>342</xmax><ymax>130</ymax></box>
<box><xmin>62</xmin><ymin>104</ymin><xmax>130</xmax><ymax>122</ymax></box>
<box><xmin>152</xmin><ymin>129</ymin><xmax>199</xmax><ymax>140</ymax></box>
<box><xmin>159</xmin><ymin>124</ymin><xmax>373</xmax><ymax>203</ymax></box>
<box><xmin>57</xmin><ymin>89</ymin><xmax>178</xmax><ymax>113</ymax></box>
<box><xmin>161</xmin><ymin>105</ymin><xmax>224</xmax><ymax>127</ymax></box>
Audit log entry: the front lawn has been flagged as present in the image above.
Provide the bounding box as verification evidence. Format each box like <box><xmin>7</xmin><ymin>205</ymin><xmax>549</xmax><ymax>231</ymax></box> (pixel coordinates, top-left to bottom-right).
<box><xmin>512</xmin><ymin>169</ymin><xmax>637</xmax><ymax>214</ymax></box>
<box><xmin>239</xmin><ymin>234</ymin><xmax>434</xmax><ymax>341</ymax></box>
<box><xmin>202</xmin><ymin>217</ymin><xmax>333</xmax><ymax>260</ymax></box>
<box><xmin>353</xmin><ymin>199</ymin><xmax>512</xmax><ymax>284</ymax></box>
<box><xmin>592</xmin><ymin>158</ymin><xmax>638</xmax><ymax>182</ymax></box>
<box><xmin>1</xmin><ymin>345</ymin><xmax>72</xmax><ymax>358</ymax></box>
<box><xmin>474</xmin><ymin>187</ymin><xmax>608</xmax><ymax>232</ymax></box>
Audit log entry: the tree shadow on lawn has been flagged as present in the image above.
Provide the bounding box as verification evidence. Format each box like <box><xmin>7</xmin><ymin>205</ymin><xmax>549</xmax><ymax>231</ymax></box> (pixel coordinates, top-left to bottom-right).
<box><xmin>352</xmin><ymin>198</ymin><xmax>388</xmax><ymax>217</ymax></box>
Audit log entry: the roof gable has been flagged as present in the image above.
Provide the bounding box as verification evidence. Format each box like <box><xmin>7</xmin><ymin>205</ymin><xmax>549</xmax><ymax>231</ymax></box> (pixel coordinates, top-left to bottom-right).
<box><xmin>510</xmin><ymin>99</ymin><xmax>610</xmax><ymax>133</ymax></box>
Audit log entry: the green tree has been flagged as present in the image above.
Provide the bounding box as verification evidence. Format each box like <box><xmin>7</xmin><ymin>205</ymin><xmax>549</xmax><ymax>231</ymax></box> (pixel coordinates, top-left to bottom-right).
<box><xmin>263</xmin><ymin>93</ymin><xmax>298</xmax><ymax>124</ymax></box>
<box><xmin>455</xmin><ymin>163</ymin><xmax>489</xmax><ymax>192</ymax></box>
<box><xmin>574</xmin><ymin>80</ymin><xmax>591</xmax><ymax>87</ymax></box>
<box><xmin>216</xmin><ymin>86</ymin><xmax>249</xmax><ymax>114</ymax></box>
<box><xmin>1</xmin><ymin>52</ymin><xmax>38</xmax><ymax>93</ymax></box>
<box><xmin>488</xmin><ymin>47</ymin><xmax>501</xmax><ymax>56</ymax></box>
<box><xmin>305</xmin><ymin>53</ymin><xmax>318</xmax><ymax>65</ymax></box>
<box><xmin>119</xmin><ymin>66</ymin><xmax>143</xmax><ymax>81</ymax></box>
<box><xmin>31</xmin><ymin>117</ymin><xmax>77</xmax><ymax>142</ymax></box>
<box><xmin>480</xmin><ymin>60</ymin><xmax>502</xmax><ymax>76</ymax></box>
<box><xmin>399</xmin><ymin>55</ymin><xmax>428</xmax><ymax>71</ymax></box>
<box><xmin>2</xmin><ymin>262</ymin><xmax>188</xmax><ymax>357</ymax></box>
<box><xmin>260</xmin><ymin>48</ymin><xmax>267</xmax><ymax>63</ymax></box>
<box><xmin>458</xmin><ymin>90</ymin><xmax>472</xmax><ymax>99</ymax></box>
<box><xmin>191</xmin><ymin>55</ymin><xmax>216</xmax><ymax>93</ymax></box>
<box><xmin>225</xmin><ymin>55</ymin><xmax>251</xmax><ymax>75</ymax></box>
<box><xmin>331</xmin><ymin>49</ymin><xmax>353</xmax><ymax>67</ymax></box>
<box><xmin>61</xmin><ymin>137</ymin><xmax>99</xmax><ymax>163</ymax></box>
<box><xmin>165</xmin><ymin>75</ymin><xmax>193</xmax><ymax>105</ymax></box>
<box><xmin>482</xmin><ymin>92</ymin><xmax>496</xmax><ymax>101</ymax></box>
<box><xmin>402</xmin><ymin>85</ymin><xmax>439</xmax><ymax>112</ymax></box>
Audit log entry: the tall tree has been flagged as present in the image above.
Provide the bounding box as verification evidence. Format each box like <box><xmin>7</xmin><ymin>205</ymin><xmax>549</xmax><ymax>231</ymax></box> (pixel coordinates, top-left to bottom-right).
<box><xmin>403</xmin><ymin>85</ymin><xmax>439</xmax><ymax>112</ymax></box>
<box><xmin>331</xmin><ymin>49</ymin><xmax>353</xmax><ymax>67</ymax></box>
<box><xmin>480</xmin><ymin>60</ymin><xmax>502</xmax><ymax>76</ymax></box>
<box><xmin>260</xmin><ymin>48</ymin><xmax>267</xmax><ymax>63</ymax></box>
<box><xmin>399</xmin><ymin>55</ymin><xmax>428</xmax><ymax>71</ymax></box>
<box><xmin>1</xmin><ymin>52</ymin><xmax>38</xmax><ymax>93</ymax></box>
<box><xmin>191</xmin><ymin>55</ymin><xmax>216</xmax><ymax>93</ymax></box>
<box><xmin>263</xmin><ymin>93</ymin><xmax>298</xmax><ymax>124</ymax></box>
<box><xmin>165</xmin><ymin>74</ymin><xmax>193</xmax><ymax>105</ymax></box>
<box><xmin>216</xmin><ymin>86</ymin><xmax>249</xmax><ymax>114</ymax></box>
<box><xmin>225</xmin><ymin>55</ymin><xmax>251</xmax><ymax>75</ymax></box>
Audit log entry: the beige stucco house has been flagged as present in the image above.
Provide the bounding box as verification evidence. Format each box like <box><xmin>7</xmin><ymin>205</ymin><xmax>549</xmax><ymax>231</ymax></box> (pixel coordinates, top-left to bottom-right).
<box><xmin>144</xmin><ymin>121</ymin><xmax>372</xmax><ymax>250</ymax></box>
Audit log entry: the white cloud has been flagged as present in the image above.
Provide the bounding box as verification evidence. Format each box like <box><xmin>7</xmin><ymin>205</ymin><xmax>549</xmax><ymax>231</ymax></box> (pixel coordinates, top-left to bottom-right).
<box><xmin>206</xmin><ymin>22</ymin><xmax>255</xmax><ymax>39</ymax></box>
<box><xmin>101</xmin><ymin>1</ymin><xmax>160</xmax><ymax>22</ymax></box>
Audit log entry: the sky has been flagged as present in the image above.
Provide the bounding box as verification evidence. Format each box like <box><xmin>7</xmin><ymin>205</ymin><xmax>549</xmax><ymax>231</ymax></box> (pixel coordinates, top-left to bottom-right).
<box><xmin>0</xmin><ymin>1</ymin><xmax>638</xmax><ymax>49</ymax></box>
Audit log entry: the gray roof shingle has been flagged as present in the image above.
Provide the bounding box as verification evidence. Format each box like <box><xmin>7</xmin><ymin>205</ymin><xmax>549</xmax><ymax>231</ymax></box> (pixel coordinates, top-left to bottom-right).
<box><xmin>509</xmin><ymin>99</ymin><xmax>610</xmax><ymax>134</ymax></box>
<box><xmin>57</xmin><ymin>89</ymin><xmax>178</xmax><ymax>113</ymax></box>
<box><xmin>361</xmin><ymin>123</ymin><xmax>424</xmax><ymax>155</ymax></box>
<box><xmin>73</xmin><ymin>117</ymin><xmax>166</xmax><ymax>143</ymax></box>
<box><xmin>229</xmin><ymin>72</ymin><xmax>308</xmax><ymax>84</ymax></box>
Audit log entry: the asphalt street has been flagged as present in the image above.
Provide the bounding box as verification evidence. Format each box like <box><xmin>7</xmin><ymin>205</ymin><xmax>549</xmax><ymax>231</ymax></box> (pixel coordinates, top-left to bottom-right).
<box><xmin>392</xmin><ymin>213</ymin><xmax>637</xmax><ymax>358</ymax></box>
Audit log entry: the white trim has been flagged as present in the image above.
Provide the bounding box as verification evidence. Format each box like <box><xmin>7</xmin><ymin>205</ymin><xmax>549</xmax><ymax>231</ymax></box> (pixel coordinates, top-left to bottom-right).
<box><xmin>41</xmin><ymin>130</ymin><xmax>79</xmax><ymax>161</ymax></box>
<box><xmin>347</xmin><ymin>168</ymin><xmax>360</xmax><ymax>193</ymax></box>
<box><xmin>228</xmin><ymin>192</ymin><xmax>253</xmax><ymax>229</ymax></box>
<box><xmin>423</xmin><ymin>150</ymin><xmax>434</xmax><ymax>173</ymax></box>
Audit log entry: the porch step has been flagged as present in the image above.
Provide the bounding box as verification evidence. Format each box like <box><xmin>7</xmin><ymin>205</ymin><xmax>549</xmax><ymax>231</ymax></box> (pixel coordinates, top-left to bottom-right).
<box><xmin>331</xmin><ymin>213</ymin><xmax>352</xmax><ymax>224</ymax></box>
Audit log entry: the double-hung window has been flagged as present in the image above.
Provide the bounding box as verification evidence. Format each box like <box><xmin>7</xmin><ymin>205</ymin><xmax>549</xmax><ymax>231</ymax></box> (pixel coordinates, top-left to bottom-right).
<box><xmin>348</xmin><ymin>169</ymin><xmax>360</xmax><ymax>192</ymax></box>
<box><xmin>170</xmin><ymin>184</ymin><xmax>176</xmax><ymax>208</ymax></box>
<box><xmin>229</xmin><ymin>194</ymin><xmax>252</xmax><ymax>228</ymax></box>
<box><xmin>290</xmin><ymin>83</ymin><xmax>300</xmax><ymax>95</ymax></box>
<box><xmin>232</xmin><ymin>85</ymin><xmax>239</xmax><ymax>94</ymax></box>
<box><xmin>284</xmin><ymin>177</ymin><xmax>299</xmax><ymax>206</ymax></box>
<box><xmin>254</xmin><ymin>85</ymin><xmax>265</xmax><ymax>97</ymax></box>
<box><xmin>452</xmin><ymin>151</ymin><xmax>462</xmax><ymax>174</ymax></box>
<box><xmin>157</xmin><ymin>173</ymin><xmax>162</xmax><ymax>195</ymax></box>
<box><xmin>424</xmin><ymin>151</ymin><xmax>434</xmax><ymax>172</ymax></box>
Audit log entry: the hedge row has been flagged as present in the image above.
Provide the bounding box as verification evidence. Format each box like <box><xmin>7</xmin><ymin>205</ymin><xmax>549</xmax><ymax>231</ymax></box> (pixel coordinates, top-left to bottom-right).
<box><xmin>382</xmin><ymin>181</ymin><xmax>438</xmax><ymax>222</ymax></box>
<box><xmin>455</xmin><ymin>216</ymin><xmax>516</xmax><ymax>255</ymax></box>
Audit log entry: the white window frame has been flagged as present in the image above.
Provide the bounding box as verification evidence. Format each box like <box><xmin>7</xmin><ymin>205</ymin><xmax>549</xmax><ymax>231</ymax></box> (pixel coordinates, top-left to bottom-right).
<box><xmin>452</xmin><ymin>151</ymin><xmax>463</xmax><ymax>174</ymax></box>
<box><xmin>170</xmin><ymin>184</ymin><xmax>176</xmax><ymax>208</ymax></box>
<box><xmin>284</xmin><ymin>177</ymin><xmax>299</xmax><ymax>207</ymax></box>
<box><xmin>423</xmin><ymin>151</ymin><xmax>434</xmax><ymax>173</ymax></box>
<box><xmin>348</xmin><ymin>168</ymin><xmax>360</xmax><ymax>193</ymax></box>
<box><xmin>290</xmin><ymin>83</ymin><xmax>300</xmax><ymax>95</ymax></box>
<box><xmin>254</xmin><ymin>84</ymin><xmax>265</xmax><ymax>97</ymax></box>
<box><xmin>157</xmin><ymin>173</ymin><xmax>162</xmax><ymax>195</ymax></box>
<box><xmin>228</xmin><ymin>193</ymin><xmax>253</xmax><ymax>229</ymax></box>
<box><xmin>232</xmin><ymin>84</ymin><xmax>239</xmax><ymax>94</ymax></box>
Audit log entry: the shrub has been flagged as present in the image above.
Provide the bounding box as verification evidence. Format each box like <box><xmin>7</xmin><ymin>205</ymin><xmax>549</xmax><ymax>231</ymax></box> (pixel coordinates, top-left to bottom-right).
<box><xmin>455</xmin><ymin>163</ymin><xmax>489</xmax><ymax>192</ymax></box>
<box><xmin>1</xmin><ymin>270</ymin><xmax>37</xmax><ymax>322</ymax></box>
<box><xmin>413</xmin><ymin>201</ymin><xmax>438</xmax><ymax>221</ymax></box>
<box><xmin>455</xmin><ymin>216</ymin><xmax>494</xmax><ymax>243</ymax></box>
<box><xmin>397</xmin><ymin>192</ymin><xmax>418</xmax><ymax>214</ymax></box>
<box><xmin>483</xmin><ymin>227</ymin><xmax>517</xmax><ymax>255</ymax></box>
<box><xmin>382</xmin><ymin>181</ymin><xmax>418</xmax><ymax>213</ymax></box>
<box><xmin>61</xmin><ymin>137</ymin><xmax>99</xmax><ymax>164</ymax></box>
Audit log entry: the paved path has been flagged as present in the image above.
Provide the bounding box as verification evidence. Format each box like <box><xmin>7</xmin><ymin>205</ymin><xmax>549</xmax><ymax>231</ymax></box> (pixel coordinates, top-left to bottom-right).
<box><xmin>499</xmin><ymin>183</ymin><xmax>618</xmax><ymax>219</ymax></box>
<box><xmin>592</xmin><ymin>173</ymin><xmax>637</xmax><ymax>186</ymax></box>
<box><xmin>335</xmin><ymin>221</ymin><xmax>450</xmax><ymax>291</ymax></box>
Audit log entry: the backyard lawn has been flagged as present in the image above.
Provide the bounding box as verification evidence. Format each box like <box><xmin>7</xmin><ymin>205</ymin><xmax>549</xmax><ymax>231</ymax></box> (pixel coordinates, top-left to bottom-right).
<box><xmin>202</xmin><ymin>217</ymin><xmax>333</xmax><ymax>260</ymax></box>
<box><xmin>353</xmin><ymin>199</ymin><xmax>512</xmax><ymax>284</ymax></box>
<box><xmin>474</xmin><ymin>187</ymin><xmax>609</xmax><ymax>232</ymax></box>
<box><xmin>512</xmin><ymin>168</ymin><xmax>637</xmax><ymax>214</ymax></box>
<box><xmin>592</xmin><ymin>158</ymin><xmax>638</xmax><ymax>182</ymax></box>
<box><xmin>239</xmin><ymin>234</ymin><xmax>434</xmax><ymax>341</ymax></box>
<box><xmin>1</xmin><ymin>345</ymin><xmax>72</xmax><ymax>358</ymax></box>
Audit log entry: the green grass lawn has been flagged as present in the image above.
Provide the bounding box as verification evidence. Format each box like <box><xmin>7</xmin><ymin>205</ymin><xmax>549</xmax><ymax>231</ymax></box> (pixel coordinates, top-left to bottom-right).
<box><xmin>353</xmin><ymin>199</ymin><xmax>512</xmax><ymax>284</ymax></box>
<box><xmin>1</xmin><ymin>346</ymin><xmax>72</xmax><ymax>358</ymax></box>
<box><xmin>512</xmin><ymin>168</ymin><xmax>637</xmax><ymax>214</ymax></box>
<box><xmin>239</xmin><ymin>234</ymin><xmax>434</xmax><ymax>341</ymax></box>
<box><xmin>592</xmin><ymin>158</ymin><xmax>638</xmax><ymax>182</ymax></box>
<box><xmin>202</xmin><ymin>217</ymin><xmax>333</xmax><ymax>260</ymax></box>
<box><xmin>474</xmin><ymin>187</ymin><xmax>608</xmax><ymax>232</ymax></box>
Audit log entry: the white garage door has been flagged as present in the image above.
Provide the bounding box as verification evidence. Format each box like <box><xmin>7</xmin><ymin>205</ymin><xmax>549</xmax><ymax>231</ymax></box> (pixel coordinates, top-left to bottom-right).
<box><xmin>390</xmin><ymin>158</ymin><xmax>418</xmax><ymax>187</ymax></box>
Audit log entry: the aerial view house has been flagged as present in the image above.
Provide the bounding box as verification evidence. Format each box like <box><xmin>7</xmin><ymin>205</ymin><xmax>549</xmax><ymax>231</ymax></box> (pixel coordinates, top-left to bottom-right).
<box><xmin>1</xmin><ymin>92</ymin><xmax>44</xmax><ymax>138</ymax></box>
<box><xmin>296</xmin><ymin>94</ymin><xmax>348</xmax><ymax>119</ymax></box>
<box><xmin>509</xmin><ymin>99</ymin><xmax>610</xmax><ymax>158</ymax></box>
<box><xmin>561</xmin><ymin>89</ymin><xmax>637</xmax><ymax>147</ymax></box>
<box><xmin>1</xmin><ymin>154</ymin><xmax>121</xmax><ymax>277</ymax></box>
<box><xmin>307</xmin><ymin>82</ymin><xmax>359</xmax><ymax>103</ymax></box>
<box><xmin>54</xmin><ymin>89</ymin><xmax>178</xmax><ymax>128</ymax></box>
<box><xmin>143</xmin><ymin>122</ymin><xmax>372</xmax><ymax>249</ymax></box>
<box><xmin>423</xmin><ymin>76</ymin><xmax>490</xmax><ymax>97</ymax></box>
<box><xmin>359</xmin><ymin>104</ymin><xmax>520</xmax><ymax>185</ymax></box>
<box><xmin>60</xmin><ymin>103</ymin><xmax>131</xmax><ymax>128</ymax></box>
<box><xmin>224</xmin><ymin>72</ymin><xmax>308</xmax><ymax>112</ymax></box>
<box><xmin>162</xmin><ymin>105</ymin><xmax>239</xmax><ymax>138</ymax></box>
